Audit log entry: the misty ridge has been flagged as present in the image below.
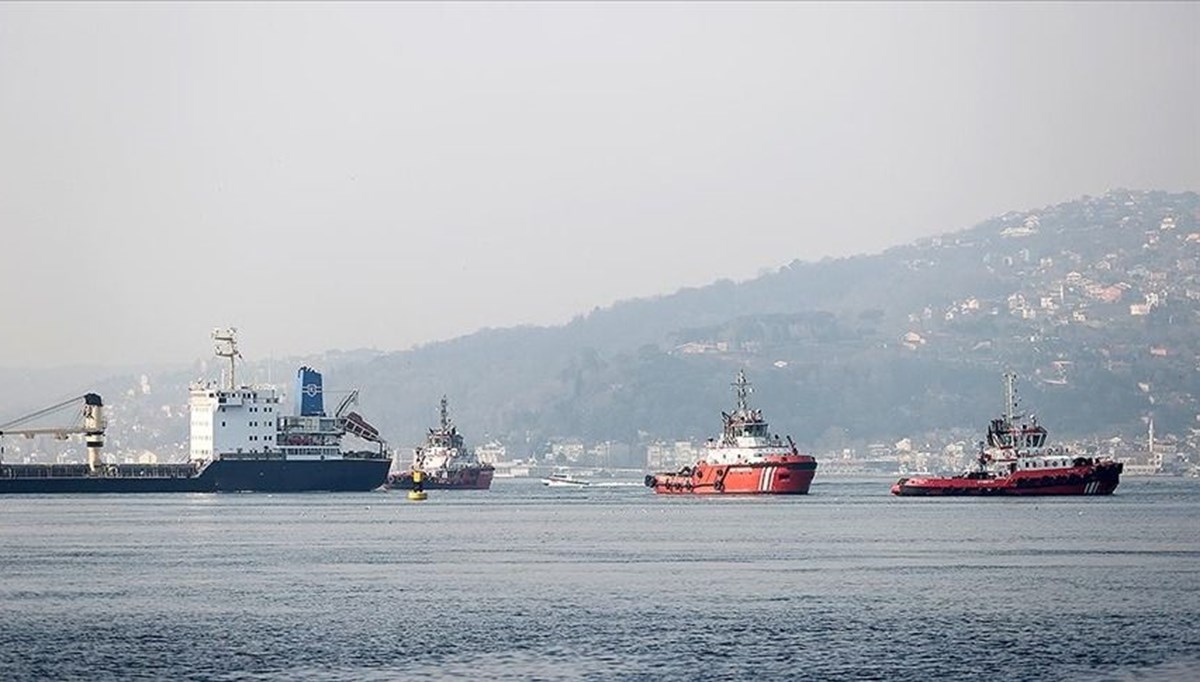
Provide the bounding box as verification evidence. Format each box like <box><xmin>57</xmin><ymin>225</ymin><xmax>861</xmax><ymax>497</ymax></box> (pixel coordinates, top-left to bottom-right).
<box><xmin>3</xmin><ymin>189</ymin><xmax>1198</xmax><ymax>463</ymax></box>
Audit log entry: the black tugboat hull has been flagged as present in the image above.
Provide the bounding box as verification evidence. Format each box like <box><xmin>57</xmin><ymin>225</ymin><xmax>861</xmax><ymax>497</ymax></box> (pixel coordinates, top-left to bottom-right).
<box><xmin>386</xmin><ymin>466</ymin><xmax>494</xmax><ymax>490</ymax></box>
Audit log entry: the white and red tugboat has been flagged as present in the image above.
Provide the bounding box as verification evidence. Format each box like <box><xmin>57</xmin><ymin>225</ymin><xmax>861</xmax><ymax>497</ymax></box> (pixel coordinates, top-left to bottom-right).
<box><xmin>387</xmin><ymin>396</ymin><xmax>494</xmax><ymax>491</ymax></box>
<box><xmin>645</xmin><ymin>370</ymin><xmax>818</xmax><ymax>495</ymax></box>
<box><xmin>892</xmin><ymin>372</ymin><xmax>1123</xmax><ymax>496</ymax></box>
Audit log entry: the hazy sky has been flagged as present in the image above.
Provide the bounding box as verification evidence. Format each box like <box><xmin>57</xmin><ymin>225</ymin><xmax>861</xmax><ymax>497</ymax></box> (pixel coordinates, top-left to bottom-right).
<box><xmin>1</xmin><ymin>2</ymin><xmax>1196</xmax><ymax>367</ymax></box>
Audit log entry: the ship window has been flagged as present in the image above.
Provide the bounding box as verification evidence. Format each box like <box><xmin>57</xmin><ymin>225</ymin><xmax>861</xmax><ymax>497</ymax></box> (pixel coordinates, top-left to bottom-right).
<box><xmin>221</xmin><ymin>421</ymin><xmax>226</xmax><ymax>427</ymax></box>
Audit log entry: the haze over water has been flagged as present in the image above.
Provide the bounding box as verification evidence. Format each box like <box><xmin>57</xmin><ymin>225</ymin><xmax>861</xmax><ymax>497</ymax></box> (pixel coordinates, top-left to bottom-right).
<box><xmin>2</xmin><ymin>478</ymin><xmax>1198</xmax><ymax>681</ymax></box>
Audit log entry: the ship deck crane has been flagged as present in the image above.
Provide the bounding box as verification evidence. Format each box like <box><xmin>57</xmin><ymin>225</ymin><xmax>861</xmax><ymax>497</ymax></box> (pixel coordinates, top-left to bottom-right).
<box><xmin>333</xmin><ymin>390</ymin><xmax>359</xmax><ymax>420</ymax></box>
<box><xmin>0</xmin><ymin>393</ymin><xmax>106</xmax><ymax>471</ymax></box>
<box><xmin>329</xmin><ymin>389</ymin><xmax>387</xmax><ymax>451</ymax></box>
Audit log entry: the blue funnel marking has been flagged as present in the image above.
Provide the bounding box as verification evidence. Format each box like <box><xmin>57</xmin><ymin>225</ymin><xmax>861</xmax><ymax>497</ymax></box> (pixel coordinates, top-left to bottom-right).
<box><xmin>295</xmin><ymin>366</ymin><xmax>325</xmax><ymax>416</ymax></box>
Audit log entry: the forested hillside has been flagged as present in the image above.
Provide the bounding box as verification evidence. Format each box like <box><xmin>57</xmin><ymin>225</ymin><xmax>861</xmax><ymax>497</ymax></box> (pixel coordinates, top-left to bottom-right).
<box><xmin>5</xmin><ymin>190</ymin><xmax>1198</xmax><ymax>461</ymax></box>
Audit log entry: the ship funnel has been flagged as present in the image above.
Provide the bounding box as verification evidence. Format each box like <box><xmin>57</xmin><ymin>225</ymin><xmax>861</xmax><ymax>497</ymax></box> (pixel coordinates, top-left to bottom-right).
<box><xmin>295</xmin><ymin>366</ymin><xmax>325</xmax><ymax>416</ymax></box>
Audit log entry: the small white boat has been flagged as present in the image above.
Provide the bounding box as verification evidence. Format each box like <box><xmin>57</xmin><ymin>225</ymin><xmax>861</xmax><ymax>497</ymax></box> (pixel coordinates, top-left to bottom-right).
<box><xmin>541</xmin><ymin>474</ymin><xmax>591</xmax><ymax>487</ymax></box>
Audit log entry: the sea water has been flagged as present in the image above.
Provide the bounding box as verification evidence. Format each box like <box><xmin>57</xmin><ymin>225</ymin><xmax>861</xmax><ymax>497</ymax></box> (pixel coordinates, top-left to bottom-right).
<box><xmin>1</xmin><ymin>477</ymin><xmax>1198</xmax><ymax>681</ymax></box>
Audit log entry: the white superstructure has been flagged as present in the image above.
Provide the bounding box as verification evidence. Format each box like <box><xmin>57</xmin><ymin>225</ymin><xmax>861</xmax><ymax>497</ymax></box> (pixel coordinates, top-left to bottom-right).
<box><xmin>699</xmin><ymin>370</ymin><xmax>797</xmax><ymax>466</ymax></box>
<box><xmin>189</xmin><ymin>329</ymin><xmax>281</xmax><ymax>461</ymax></box>
<box><xmin>188</xmin><ymin>384</ymin><xmax>280</xmax><ymax>461</ymax></box>
<box><xmin>187</xmin><ymin>328</ymin><xmax>369</xmax><ymax>463</ymax></box>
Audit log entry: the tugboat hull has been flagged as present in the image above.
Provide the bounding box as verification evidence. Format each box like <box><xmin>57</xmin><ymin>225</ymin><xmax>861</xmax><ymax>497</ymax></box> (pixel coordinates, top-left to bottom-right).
<box><xmin>387</xmin><ymin>465</ymin><xmax>494</xmax><ymax>490</ymax></box>
<box><xmin>891</xmin><ymin>462</ymin><xmax>1123</xmax><ymax>496</ymax></box>
<box><xmin>648</xmin><ymin>456</ymin><xmax>818</xmax><ymax>495</ymax></box>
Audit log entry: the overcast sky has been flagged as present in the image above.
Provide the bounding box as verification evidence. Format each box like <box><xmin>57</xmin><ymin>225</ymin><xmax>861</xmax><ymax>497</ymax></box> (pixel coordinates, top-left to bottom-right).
<box><xmin>1</xmin><ymin>2</ymin><xmax>1196</xmax><ymax>368</ymax></box>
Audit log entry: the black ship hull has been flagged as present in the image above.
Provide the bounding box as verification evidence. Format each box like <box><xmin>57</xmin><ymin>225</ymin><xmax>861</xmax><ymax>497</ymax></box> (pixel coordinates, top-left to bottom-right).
<box><xmin>0</xmin><ymin>457</ymin><xmax>390</xmax><ymax>494</ymax></box>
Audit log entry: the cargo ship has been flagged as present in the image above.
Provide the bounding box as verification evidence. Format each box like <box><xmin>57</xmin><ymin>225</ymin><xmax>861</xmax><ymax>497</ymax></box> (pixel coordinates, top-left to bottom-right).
<box><xmin>891</xmin><ymin>372</ymin><xmax>1123</xmax><ymax>496</ymax></box>
<box><xmin>644</xmin><ymin>370</ymin><xmax>817</xmax><ymax>495</ymax></box>
<box><xmin>0</xmin><ymin>329</ymin><xmax>391</xmax><ymax>493</ymax></box>
<box><xmin>386</xmin><ymin>396</ymin><xmax>494</xmax><ymax>491</ymax></box>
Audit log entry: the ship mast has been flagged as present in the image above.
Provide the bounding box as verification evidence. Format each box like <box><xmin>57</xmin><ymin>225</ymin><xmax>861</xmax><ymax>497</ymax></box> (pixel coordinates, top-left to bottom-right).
<box><xmin>733</xmin><ymin>369</ymin><xmax>751</xmax><ymax>414</ymax></box>
<box><xmin>1148</xmin><ymin>416</ymin><xmax>1155</xmax><ymax>458</ymax></box>
<box><xmin>439</xmin><ymin>395</ymin><xmax>451</xmax><ymax>432</ymax></box>
<box><xmin>213</xmin><ymin>328</ymin><xmax>242</xmax><ymax>390</ymax></box>
<box><xmin>1003</xmin><ymin>371</ymin><xmax>1019</xmax><ymax>428</ymax></box>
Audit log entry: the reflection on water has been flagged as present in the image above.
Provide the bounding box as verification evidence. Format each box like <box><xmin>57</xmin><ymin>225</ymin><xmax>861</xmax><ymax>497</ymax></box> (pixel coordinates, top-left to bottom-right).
<box><xmin>1</xmin><ymin>477</ymin><xmax>1198</xmax><ymax>681</ymax></box>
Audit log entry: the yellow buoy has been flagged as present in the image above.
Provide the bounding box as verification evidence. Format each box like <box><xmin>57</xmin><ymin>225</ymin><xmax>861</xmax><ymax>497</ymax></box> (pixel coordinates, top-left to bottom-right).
<box><xmin>408</xmin><ymin>469</ymin><xmax>428</xmax><ymax>501</ymax></box>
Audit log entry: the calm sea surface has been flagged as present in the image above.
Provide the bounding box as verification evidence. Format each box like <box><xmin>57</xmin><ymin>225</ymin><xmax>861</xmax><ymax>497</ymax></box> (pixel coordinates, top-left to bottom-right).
<box><xmin>1</xmin><ymin>476</ymin><xmax>1198</xmax><ymax>681</ymax></box>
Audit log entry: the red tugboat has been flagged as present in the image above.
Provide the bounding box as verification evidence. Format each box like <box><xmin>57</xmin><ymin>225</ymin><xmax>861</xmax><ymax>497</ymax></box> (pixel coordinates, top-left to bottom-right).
<box><xmin>387</xmin><ymin>396</ymin><xmax>494</xmax><ymax>491</ymax></box>
<box><xmin>891</xmin><ymin>372</ymin><xmax>1123</xmax><ymax>496</ymax></box>
<box><xmin>645</xmin><ymin>370</ymin><xmax>818</xmax><ymax>495</ymax></box>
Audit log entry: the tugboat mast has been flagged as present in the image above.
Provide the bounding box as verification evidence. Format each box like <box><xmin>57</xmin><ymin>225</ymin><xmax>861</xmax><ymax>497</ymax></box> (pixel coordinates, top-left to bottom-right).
<box><xmin>1003</xmin><ymin>371</ymin><xmax>1019</xmax><ymax>427</ymax></box>
<box><xmin>733</xmin><ymin>369</ymin><xmax>751</xmax><ymax>414</ymax></box>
